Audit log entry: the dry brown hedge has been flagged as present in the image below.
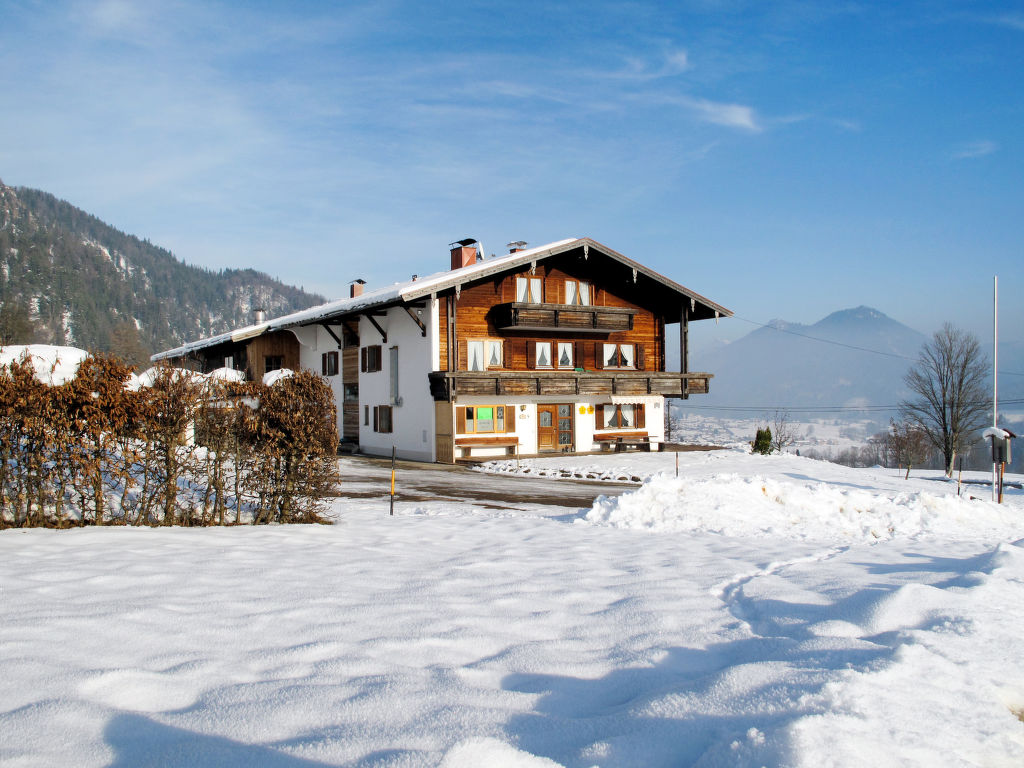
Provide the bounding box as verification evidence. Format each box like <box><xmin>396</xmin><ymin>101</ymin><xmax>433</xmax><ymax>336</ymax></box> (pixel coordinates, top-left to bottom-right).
<box><xmin>0</xmin><ymin>356</ymin><xmax>338</xmax><ymax>528</ymax></box>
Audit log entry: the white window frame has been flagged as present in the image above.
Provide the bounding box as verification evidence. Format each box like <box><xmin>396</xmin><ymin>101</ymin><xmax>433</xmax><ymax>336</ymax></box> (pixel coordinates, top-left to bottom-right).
<box><xmin>535</xmin><ymin>341</ymin><xmax>552</xmax><ymax>368</ymax></box>
<box><xmin>556</xmin><ymin>342</ymin><xmax>574</xmax><ymax>369</ymax></box>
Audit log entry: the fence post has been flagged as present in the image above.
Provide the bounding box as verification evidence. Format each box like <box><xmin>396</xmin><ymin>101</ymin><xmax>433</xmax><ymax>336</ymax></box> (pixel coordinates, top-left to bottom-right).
<box><xmin>389</xmin><ymin>446</ymin><xmax>396</xmax><ymax>516</ymax></box>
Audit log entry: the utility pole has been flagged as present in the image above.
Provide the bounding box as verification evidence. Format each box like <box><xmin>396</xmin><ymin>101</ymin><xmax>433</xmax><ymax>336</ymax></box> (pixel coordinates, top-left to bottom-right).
<box><xmin>992</xmin><ymin>276</ymin><xmax>998</xmax><ymax>502</ymax></box>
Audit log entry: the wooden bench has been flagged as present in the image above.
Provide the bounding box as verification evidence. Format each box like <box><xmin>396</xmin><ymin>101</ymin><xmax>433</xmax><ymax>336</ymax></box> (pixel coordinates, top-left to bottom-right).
<box><xmin>593</xmin><ymin>431</ymin><xmax>651</xmax><ymax>452</ymax></box>
<box><xmin>455</xmin><ymin>436</ymin><xmax>520</xmax><ymax>458</ymax></box>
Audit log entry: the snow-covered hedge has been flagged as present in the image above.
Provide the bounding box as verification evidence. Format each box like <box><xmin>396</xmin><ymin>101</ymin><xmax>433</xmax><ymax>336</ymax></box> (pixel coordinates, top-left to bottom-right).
<box><xmin>0</xmin><ymin>348</ymin><xmax>337</xmax><ymax>528</ymax></box>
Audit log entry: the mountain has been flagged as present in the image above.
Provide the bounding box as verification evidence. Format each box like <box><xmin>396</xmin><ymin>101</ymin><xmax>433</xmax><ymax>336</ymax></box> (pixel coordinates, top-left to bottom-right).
<box><xmin>0</xmin><ymin>180</ymin><xmax>325</xmax><ymax>364</ymax></box>
<box><xmin>693</xmin><ymin>306</ymin><xmax>928</xmax><ymax>411</ymax></box>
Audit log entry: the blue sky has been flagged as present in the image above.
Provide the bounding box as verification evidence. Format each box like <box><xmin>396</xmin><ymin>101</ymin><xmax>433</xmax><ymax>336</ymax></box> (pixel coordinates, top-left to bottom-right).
<box><xmin>1</xmin><ymin>0</ymin><xmax>1020</xmax><ymax>350</ymax></box>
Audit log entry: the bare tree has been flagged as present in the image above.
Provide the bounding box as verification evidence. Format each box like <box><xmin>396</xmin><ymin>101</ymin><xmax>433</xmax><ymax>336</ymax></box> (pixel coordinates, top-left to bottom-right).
<box><xmin>770</xmin><ymin>410</ymin><xmax>796</xmax><ymax>454</ymax></box>
<box><xmin>900</xmin><ymin>323</ymin><xmax>989</xmax><ymax>477</ymax></box>
<box><xmin>888</xmin><ymin>419</ymin><xmax>932</xmax><ymax>479</ymax></box>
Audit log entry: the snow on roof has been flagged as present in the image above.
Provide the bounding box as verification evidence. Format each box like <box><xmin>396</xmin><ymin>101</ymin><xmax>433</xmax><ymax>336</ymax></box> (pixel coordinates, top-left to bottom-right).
<box><xmin>152</xmin><ymin>236</ymin><xmax>732</xmax><ymax>361</ymax></box>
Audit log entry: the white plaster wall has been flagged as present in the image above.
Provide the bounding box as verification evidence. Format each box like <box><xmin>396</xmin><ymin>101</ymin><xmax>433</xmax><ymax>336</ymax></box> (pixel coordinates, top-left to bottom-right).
<box><xmin>358</xmin><ymin>305</ymin><xmax>435</xmax><ymax>462</ymax></box>
<box><xmin>452</xmin><ymin>394</ymin><xmax>666</xmax><ymax>458</ymax></box>
<box><xmin>293</xmin><ymin>326</ymin><xmax>345</xmax><ymax>438</ymax></box>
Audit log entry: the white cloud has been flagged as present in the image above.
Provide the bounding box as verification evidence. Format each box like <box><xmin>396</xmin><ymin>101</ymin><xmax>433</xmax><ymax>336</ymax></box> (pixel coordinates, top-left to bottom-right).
<box><xmin>680</xmin><ymin>96</ymin><xmax>762</xmax><ymax>132</ymax></box>
<box><xmin>951</xmin><ymin>140</ymin><xmax>998</xmax><ymax>160</ymax></box>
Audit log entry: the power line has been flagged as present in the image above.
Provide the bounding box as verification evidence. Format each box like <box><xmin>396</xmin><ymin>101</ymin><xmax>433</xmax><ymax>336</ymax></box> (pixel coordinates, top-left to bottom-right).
<box><xmin>678</xmin><ymin>397</ymin><xmax>1024</xmax><ymax>414</ymax></box>
<box><xmin>728</xmin><ymin>314</ymin><xmax>1024</xmax><ymax>376</ymax></box>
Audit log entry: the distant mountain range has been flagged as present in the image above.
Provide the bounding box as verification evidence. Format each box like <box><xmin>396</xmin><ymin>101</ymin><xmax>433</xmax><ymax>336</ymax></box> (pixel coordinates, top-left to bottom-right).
<box><xmin>684</xmin><ymin>306</ymin><xmax>1024</xmax><ymax>417</ymax></box>
<box><xmin>691</xmin><ymin>306</ymin><xmax>925</xmax><ymax>411</ymax></box>
<box><xmin>0</xmin><ymin>180</ymin><xmax>325</xmax><ymax>363</ymax></box>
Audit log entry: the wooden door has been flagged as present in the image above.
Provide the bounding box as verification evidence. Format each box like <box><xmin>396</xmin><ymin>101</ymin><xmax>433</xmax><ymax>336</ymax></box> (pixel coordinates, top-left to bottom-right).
<box><xmin>538</xmin><ymin>403</ymin><xmax>574</xmax><ymax>452</ymax></box>
<box><xmin>537</xmin><ymin>404</ymin><xmax>558</xmax><ymax>452</ymax></box>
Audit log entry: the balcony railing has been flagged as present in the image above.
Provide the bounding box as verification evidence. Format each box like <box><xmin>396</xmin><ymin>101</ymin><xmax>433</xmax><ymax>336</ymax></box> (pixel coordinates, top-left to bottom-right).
<box><xmin>491</xmin><ymin>302</ymin><xmax>635</xmax><ymax>333</ymax></box>
<box><xmin>428</xmin><ymin>370</ymin><xmax>711</xmax><ymax>401</ymax></box>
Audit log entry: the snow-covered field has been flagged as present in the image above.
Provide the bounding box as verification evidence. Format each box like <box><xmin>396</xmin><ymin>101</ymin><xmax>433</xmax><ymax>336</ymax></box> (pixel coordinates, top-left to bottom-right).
<box><xmin>3</xmin><ymin>450</ymin><xmax>1024</xmax><ymax>767</ymax></box>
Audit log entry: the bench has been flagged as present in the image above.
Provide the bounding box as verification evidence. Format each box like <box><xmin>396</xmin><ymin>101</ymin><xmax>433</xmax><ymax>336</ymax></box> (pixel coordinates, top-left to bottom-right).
<box><xmin>593</xmin><ymin>431</ymin><xmax>651</xmax><ymax>452</ymax></box>
<box><xmin>455</xmin><ymin>436</ymin><xmax>520</xmax><ymax>458</ymax></box>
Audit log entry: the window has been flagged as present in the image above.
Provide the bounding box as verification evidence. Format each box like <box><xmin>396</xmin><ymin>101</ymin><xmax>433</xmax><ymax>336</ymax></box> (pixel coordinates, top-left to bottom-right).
<box><xmin>389</xmin><ymin>346</ymin><xmax>399</xmax><ymax>404</ymax></box>
<box><xmin>565</xmin><ymin>280</ymin><xmax>591</xmax><ymax>306</ymax></box>
<box><xmin>467</xmin><ymin>339</ymin><xmax>504</xmax><ymax>371</ymax></box>
<box><xmin>602</xmin><ymin>343</ymin><xmax>635</xmax><ymax>369</ymax></box>
<box><xmin>597</xmin><ymin>403</ymin><xmax>646</xmax><ymax>430</ymax></box>
<box><xmin>361</xmin><ymin>345</ymin><xmax>382</xmax><ymax>373</ymax></box>
<box><xmin>344</xmin><ymin>384</ymin><xmax>359</xmax><ymax>403</ymax></box>
<box><xmin>373</xmin><ymin>405</ymin><xmax>393</xmax><ymax>433</ymax></box>
<box><xmin>265</xmin><ymin>355</ymin><xmax>283</xmax><ymax>373</ymax></box>
<box><xmin>458</xmin><ymin>405</ymin><xmax>514</xmax><ymax>434</ymax></box>
<box><xmin>322</xmin><ymin>351</ymin><xmax>339</xmax><ymax>377</ymax></box>
<box><xmin>364</xmin><ymin>405</ymin><xmax>369</xmax><ymax>426</ymax></box>
<box><xmin>556</xmin><ymin>342</ymin><xmax>574</xmax><ymax>369</ymax></box>
<box><xmin>224</xmin><ymin>355</ymin><xmax>234</xmax><ymax>370</ymax></box>
<box><xmin>535</xmin><ymin>341</ymin><xmax>552</xmax><ymax>368</ymax></box>
<box><xmin>516</xmin><ymin>276</ymin><xmax>543</xmax><ymax>303</ymax></box>
<box><xmin>342</xmin><ymin>325</ymin><xmax>359</xmax><ymax>348</ymax></box>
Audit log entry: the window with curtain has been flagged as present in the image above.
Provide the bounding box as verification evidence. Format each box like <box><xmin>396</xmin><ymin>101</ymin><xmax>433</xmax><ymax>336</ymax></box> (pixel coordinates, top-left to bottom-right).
<box><xmin>602</xmin><ymin>343</ymin><xmax>635</xmax><ymax>368</ymax></box>
<box><xmin>557</xmin><ymin>342</ymin><xmax>574</xmax><ymax>368</ymax></box>
<box><xmin>467</xmin><ymin>339</ymin><xmax>503</xmax><ymax>371</ymax></box>
<box><xmin>565</xmin><ymin>280</ymin><xmax>591</xmax><ymax>305</ymax></box>
<box><xmin>535</xmin><ymin>342</ymin><xmax>552</xmax><ymax>368</ymax></box>
<box><xmin>516</xmin><ymin>276</ymin><xmax>543</xmax><ymax>303</ymax></box>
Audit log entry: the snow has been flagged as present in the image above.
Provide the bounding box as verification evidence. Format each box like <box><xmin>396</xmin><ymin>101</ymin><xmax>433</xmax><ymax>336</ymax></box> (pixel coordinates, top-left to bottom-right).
<box><xmin>262</xmin><ymin>367</ymin><xmax>294</xmax><ymax>386</ymax></box>
<box><xmin>0</xmin><ymin>343</ymin><xmax>89</xmax><ymax>385</ymax></box>
<box><xmin>2</xmin><ymin>451</ymin><xmax>1024</xmax><ymax>766</ymax></box>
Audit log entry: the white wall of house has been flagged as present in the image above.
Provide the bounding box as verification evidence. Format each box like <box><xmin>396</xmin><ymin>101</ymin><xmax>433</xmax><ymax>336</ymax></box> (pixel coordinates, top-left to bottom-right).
<box><xmin>358</xmin><ymin>305</ymin><xmax>436</xmax><ymax>462</ymax></box>
<box><xmin>450</xmin><ymin>394</ymin><xmax>666</xmax><ymax>459</ymax></box>
<box><xmin>293</xmin><ymin>325</ymin><xmax>346</xmax><ymax>438</ymax></box>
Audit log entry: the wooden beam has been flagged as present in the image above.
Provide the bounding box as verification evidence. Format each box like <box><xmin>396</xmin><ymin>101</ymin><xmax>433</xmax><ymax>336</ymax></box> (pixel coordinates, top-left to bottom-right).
<box><xmin>402</xmin><ymin>304</ymin><xmax>426</xmax><ymax>337</ymax></box>
<box><xmin>365</xmin><ymin>313</ymin><xmax>387</xmax><ymax>344</ymax></box>
<box><xmin>319</xmin><ymin>323</ymin><xmax>343</xmax><ymax>349</ymax></box>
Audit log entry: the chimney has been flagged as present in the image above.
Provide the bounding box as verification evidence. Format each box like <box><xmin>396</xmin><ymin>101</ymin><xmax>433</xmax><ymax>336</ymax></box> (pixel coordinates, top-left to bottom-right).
<box><xmin>507</xmin><ymin>240</ymin><xmax>527</xmax><ymax>254</ymax></box>
<box><xmin>253</xmin><ymin>307</ymin><xmax>267</xmax><ymax>324</ymax></box>
<box><xmin>450</xmin><ymin>238</ymin><xmax>479</xmax><ymax>270</ymax></box>
<box><xmin>350</xmin><ymin>279</ymin><xmax>366</xmax><ymax>298</ymax></box>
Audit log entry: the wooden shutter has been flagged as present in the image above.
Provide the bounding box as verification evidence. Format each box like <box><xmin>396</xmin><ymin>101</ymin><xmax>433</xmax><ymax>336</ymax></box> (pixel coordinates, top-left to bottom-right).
<box><xmin>502</xmin><ymin>340</ymin><xmax>511</xmax><ymax>368</ymax></box>
<box><xmin>372</xmin><ymin>405</ymin><xmax>378</xmax><ymax>432</ymax></box>
<box><xmin>504</xmin><ymin>405</ymin><xmax>515</xmax><ymax>433</ymax></box>
<box><xmin>595</xmin><ymin>404</ymin><xmax>603</xmax><ymax>430</ymax></box>
<box><xmin>636</xmin><ymin>344</ymin><xmax>645</xmax><ymax>371</ymax></box>
<box><xmin>322</xmin><ymin>353</ymin><xmax>327</xmax><ymax>376</ymax></box>
<box><xmin>635</xmin><ymin>404</ymin><xmax>645</xmax><ymax>429</ymax></box>
<box><xmin>361</xmin><ymin>347</ymin><xmax>367</xmax><ymax>372</ymax></box>
<box><xmin>526</xmin><ymin>341</ymin><xmax>536</xmax><ymax>369</ymax></box>
<box><xmin>593</xmin><ymin>342</ymin><xmax>604</xmax><ymax>369</ymax></box>
<box><xmin>456</xmin><ymin>406</ymin><xmax>467</xmax><ymax>434</ymax></box>
<box><xmin>574</xmin><ymin>341</ymin><xmax>583</xmax><ymax>370</ymax></box>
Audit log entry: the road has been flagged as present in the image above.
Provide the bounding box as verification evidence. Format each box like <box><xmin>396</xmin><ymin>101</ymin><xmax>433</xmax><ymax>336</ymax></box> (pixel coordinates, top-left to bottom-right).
<box><xmin>333</xmin><ymin>455</ymin><xmax>633</xmax><ymax>511</ymax></box>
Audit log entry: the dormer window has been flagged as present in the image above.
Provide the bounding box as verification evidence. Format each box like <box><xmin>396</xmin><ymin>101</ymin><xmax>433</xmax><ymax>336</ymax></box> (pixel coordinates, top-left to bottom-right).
<box><xmin>516</xmin><ymin>276</ymin><xmax>543</xmax><ymax>303</ymax></box>
<box><xmin>565</xmin><ymin>280</ymin><xmax>591</xmax><ymax>306</ymax></box>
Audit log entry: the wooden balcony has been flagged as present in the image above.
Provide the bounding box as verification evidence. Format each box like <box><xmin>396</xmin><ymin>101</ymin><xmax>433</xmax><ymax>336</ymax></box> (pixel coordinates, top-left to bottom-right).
<box><xmin>492</xmin><ymin>302</ymin><xmax>635</xmax><ymax>333</ymax></box>
<box><xmin>428</xmin><ymin>370</ymin><xmax>712</xmax><ymax>401</ymax></box>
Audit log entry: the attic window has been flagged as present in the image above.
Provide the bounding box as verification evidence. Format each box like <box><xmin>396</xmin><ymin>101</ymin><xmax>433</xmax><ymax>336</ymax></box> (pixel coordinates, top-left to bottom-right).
<box><xmin>565</xmin><ymin>280</ymin><xmax>591</xmax><ymax>306</ymax></box>
<box><xmin>516</xmin><ymin>276</ymin><xmax>543</xmax><ymax>303</ymax></box>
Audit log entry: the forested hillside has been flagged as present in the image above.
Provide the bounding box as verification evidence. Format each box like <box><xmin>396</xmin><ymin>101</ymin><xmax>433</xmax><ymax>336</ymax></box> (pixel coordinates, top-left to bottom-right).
<box><xmin>0</xmin><ymin>180</ymin><xmax>325</xmax><ymax>364</ymax></box>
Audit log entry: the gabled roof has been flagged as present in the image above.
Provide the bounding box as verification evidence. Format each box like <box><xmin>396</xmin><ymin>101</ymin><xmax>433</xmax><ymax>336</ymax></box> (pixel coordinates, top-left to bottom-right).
<box><xmin>153</xmin><ymin>237</ymin><xmax>731</xmax><ymax>361</ymax></box>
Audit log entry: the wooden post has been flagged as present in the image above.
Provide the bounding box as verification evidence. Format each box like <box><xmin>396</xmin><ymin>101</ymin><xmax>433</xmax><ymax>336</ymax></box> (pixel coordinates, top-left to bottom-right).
<box><xmin>389</xmin><ymin>446</ymin><xmax>396</xmax><ymax>516</ymax></box>
<box><xmin>675</xmin><ymin>450</ymin><xmax>679</xmax><ymax>478</ymax></box>
<box><xmin>681</xmin><ymin>304</ymin><xmax>689</xmax><ymax>400</ymax></box>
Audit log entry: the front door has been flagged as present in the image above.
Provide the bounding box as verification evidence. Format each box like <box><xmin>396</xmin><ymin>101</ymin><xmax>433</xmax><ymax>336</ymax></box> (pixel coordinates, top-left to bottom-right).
<box><xmin>537</xmin><ymin>403</ymin><xmax>573</xmax><ymax>452</ymax></box>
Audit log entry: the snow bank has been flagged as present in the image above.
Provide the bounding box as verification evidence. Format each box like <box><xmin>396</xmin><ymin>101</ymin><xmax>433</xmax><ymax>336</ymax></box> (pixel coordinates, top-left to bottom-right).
<box><xmin>0</xmin><ymin>344</ymin><xmax>89</xmax><ymax>385</ymax></box>
<box><xmin>262</xmin><ymin>368</ymin><xmax>294</xmax><ymax>386</ymax></box>
<box><xmin>583</xmin><ymin>472</ymin><xmax>1024</xmax><ymax>541</ymax></box>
